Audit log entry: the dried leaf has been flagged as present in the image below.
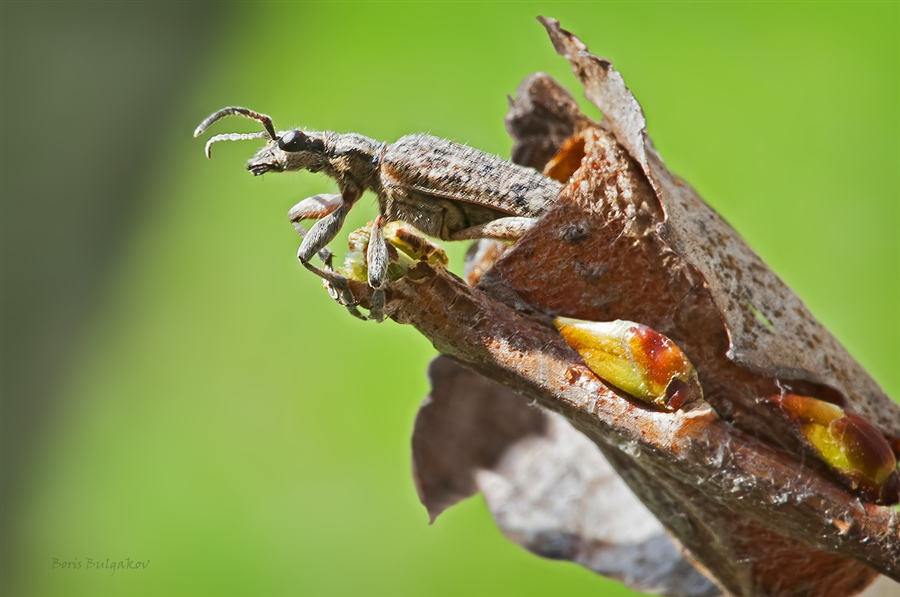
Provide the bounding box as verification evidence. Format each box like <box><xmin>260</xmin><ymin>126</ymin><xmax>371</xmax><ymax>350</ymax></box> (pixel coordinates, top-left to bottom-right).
<box><xmin>412</xmin><ymin>356</ymin><xmax>546</xmax><ymax>523</ymax></box>
<box><xmin>505</xmin><ymin>72</ymin><xmax>595</xmax><ymax>171</ymax></box>
<box><xmin>414</xmin><ymin>357</ymin><xmax>720</xmax><ymax>597</ymax></box>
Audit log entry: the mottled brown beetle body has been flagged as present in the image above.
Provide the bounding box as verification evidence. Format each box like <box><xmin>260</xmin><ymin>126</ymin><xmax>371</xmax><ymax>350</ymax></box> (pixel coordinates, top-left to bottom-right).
<box><xmin>195</xmin><ymin>107</ymin><xmax>562</xmax><ymax>320</ymax></box>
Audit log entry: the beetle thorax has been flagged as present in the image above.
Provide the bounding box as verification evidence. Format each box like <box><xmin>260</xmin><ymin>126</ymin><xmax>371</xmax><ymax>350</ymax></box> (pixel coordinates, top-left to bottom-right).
<box><xmin>320</xmin><ymin>132</ymin><xmax>385</xmax><ymax>194</ymax></box>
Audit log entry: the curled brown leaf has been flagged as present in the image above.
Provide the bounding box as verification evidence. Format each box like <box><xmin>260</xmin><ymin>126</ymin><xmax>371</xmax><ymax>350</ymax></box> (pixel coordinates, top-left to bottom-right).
<box><xmin>327</xmin><ymin>17</ymin><xmax>899</xmax><ymax>597</ymax></box>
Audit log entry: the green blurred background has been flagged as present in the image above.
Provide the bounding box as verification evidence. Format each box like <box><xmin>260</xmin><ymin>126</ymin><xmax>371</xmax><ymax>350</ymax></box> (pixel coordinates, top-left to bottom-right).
<box><xmin>2</xmin><ymin>2</ymin><xmax>897</xmax><ymax>596</ymax></box>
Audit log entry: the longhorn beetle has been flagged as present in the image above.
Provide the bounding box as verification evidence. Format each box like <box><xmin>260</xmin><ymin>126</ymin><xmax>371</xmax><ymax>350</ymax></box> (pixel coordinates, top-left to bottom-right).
<box><xmin>194</xmin><ymin>106</ymin><xmax>563</xmax><ymax>320</ymax></box>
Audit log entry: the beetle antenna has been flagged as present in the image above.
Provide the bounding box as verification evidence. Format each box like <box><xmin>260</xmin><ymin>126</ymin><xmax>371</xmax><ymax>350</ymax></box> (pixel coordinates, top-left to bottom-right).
<box><xmin>203</xmin><ymin>131</ymin><xmax>272</xmax><ymax>159</ymax></box>
<box><xmin>193</xmin><ymin>106</ymin><xmax>277</xmax><ymax>141</ymax></box>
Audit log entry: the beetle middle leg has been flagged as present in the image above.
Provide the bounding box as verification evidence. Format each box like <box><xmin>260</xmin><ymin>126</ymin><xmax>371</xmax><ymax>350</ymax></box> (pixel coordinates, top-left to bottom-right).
<box><xmin>363</xmin><ymin>215</ymin><xmax>390</xmax><ymax>322</ymax></box>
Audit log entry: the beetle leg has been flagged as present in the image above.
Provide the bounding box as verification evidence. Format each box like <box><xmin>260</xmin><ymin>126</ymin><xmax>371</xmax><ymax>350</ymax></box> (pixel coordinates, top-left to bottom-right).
<box><xmin>293</xmin><ymin>193</ymin><xmax>365</xmax><ymax>309</ymax></box>
<box><xmin>300</xmin><ymin>253</ymin><xmax>371</xmax><ymax>321</ymax></box>
<box><xmin>450</xmin><ymin>216</ymin><xmax>538</xmax><ymax>241</ymax></box>
<box><xmin>291</xmin><ymin>232</ymin><xmax>373</xmax><ymax>321</ymax></box>
<box><xmin>288</xmin><ymin>193</ymin><xmax>344</xmax><ymax>222</ymax></box>
<box><xmin>297</xmin><ymin>187</ymin><xmax>361</xmax><ymax>264</ymax></box>
<box><xmin>288</xmin><ymin>194</ymin><xmax>344</xmax><ymax>295</ymax></box>
<box><xmin>294</xmin><ymin>244</ymin><xmax>351</xmax><ymax>297</ymax></box>
<box><xmin>364</xmin><ymin>215</ymin><xmax>389</xmax><ymax>322</ymax></box>
<box><xmin>289</xmin><ymin>192</ymin><xmax>386</xmax><ymax>322</ymax></box>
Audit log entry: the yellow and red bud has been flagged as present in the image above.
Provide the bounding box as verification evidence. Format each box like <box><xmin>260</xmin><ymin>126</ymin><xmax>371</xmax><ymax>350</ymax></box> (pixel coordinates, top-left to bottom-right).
<box><xmin>342</xmin><ymin>221</ymin><xmax>448</xmax><ymax>282</ymax></box>
<box><xmin>553</xmin><ymin>317</ymin><xmax>702</xmax><ymax>411</ymax></box>
<box><xmin>769</xmin><ymin>393</ymin><xmax>900</xmax><ymax>505</ymax></box>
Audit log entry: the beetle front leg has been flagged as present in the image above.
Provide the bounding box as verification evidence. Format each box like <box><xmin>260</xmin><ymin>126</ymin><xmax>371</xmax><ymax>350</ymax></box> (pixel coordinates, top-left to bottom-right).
<box><xmin>293</xmin><ymin>192</ymin><xmax>360</xmax><ymax>307</ymax></box>
<box><xmin>292</xmin><ymin>193</ymin><xmax>348</xmax><ymax>263</ymax></box>
<box><xmin>288</xmin><ymin>193</ymin><xmax>344</xmax><ymax>223</ymax></box>
<box><xmin>288</xmin><ymin>194</ymin><xmax>343</xmax><ymax>266</ymax></box>
<box><xmin>290</xmin><ymin>190</ymin><xmax>384</xmax><ymax>321</ymax></box>
<box><xmin>450</xmin><ymin>216</ymin><xmax>538</xmax><ymax>241</ymax></box>
<box><xmin>296</xmin><ymin>210</ymin><xmax>351</xmax><ymax>283</ymax></box>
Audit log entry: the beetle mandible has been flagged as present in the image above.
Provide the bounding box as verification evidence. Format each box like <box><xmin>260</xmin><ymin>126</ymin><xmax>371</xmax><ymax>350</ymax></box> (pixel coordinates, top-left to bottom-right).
<box><xmin>194</xmin><ymin>106</ymin><xmax>563</xmax><ymax>320</ymax></box>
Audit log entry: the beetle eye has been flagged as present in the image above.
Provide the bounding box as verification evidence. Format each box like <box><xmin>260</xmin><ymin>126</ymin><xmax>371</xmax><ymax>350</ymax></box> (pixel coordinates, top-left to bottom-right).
<box><xmin>277</xmin><ymin>130</ymin><xmax>309</xmax><ymax>152</ymax></box>
<box><xmin>277</xmin><ymin>130</ymin><xmax>325</xmax><ymax>154</ymax></box>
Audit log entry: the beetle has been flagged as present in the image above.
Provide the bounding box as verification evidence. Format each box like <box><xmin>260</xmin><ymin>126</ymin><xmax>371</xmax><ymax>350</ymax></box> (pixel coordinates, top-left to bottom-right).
<box><xmin>194</xmin><ymin>106</ymin><xmax>563</xmax><ymax>321</ymax></box>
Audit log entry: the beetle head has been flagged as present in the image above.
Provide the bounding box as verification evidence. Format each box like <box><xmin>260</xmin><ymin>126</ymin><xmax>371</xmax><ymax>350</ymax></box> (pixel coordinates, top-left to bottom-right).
<box><xmin>194</xmin><ymin>106</ymin><xmax>327</xmax><ymax>175</ymax></box>
<box><xmin>245</xmin><ymin>130</ymin><xmax>327</xmax><ymax>176</ymax></box>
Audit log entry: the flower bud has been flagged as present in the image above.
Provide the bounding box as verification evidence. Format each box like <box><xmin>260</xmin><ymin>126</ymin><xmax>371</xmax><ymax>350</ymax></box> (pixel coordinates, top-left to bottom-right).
<box><xmin>769</xmin><ymin>393</ymin><xmax>900</xmax><ymax>505</ymax></box>
<box><xmin>554</xmin><ymin>317</ymin><xmax>702</xmax><ymax>411</ymax></box>
<box><xmin>342</xmin><ymin>221</ymin><xmax>448</xmax><ymax>282</ymax></box>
